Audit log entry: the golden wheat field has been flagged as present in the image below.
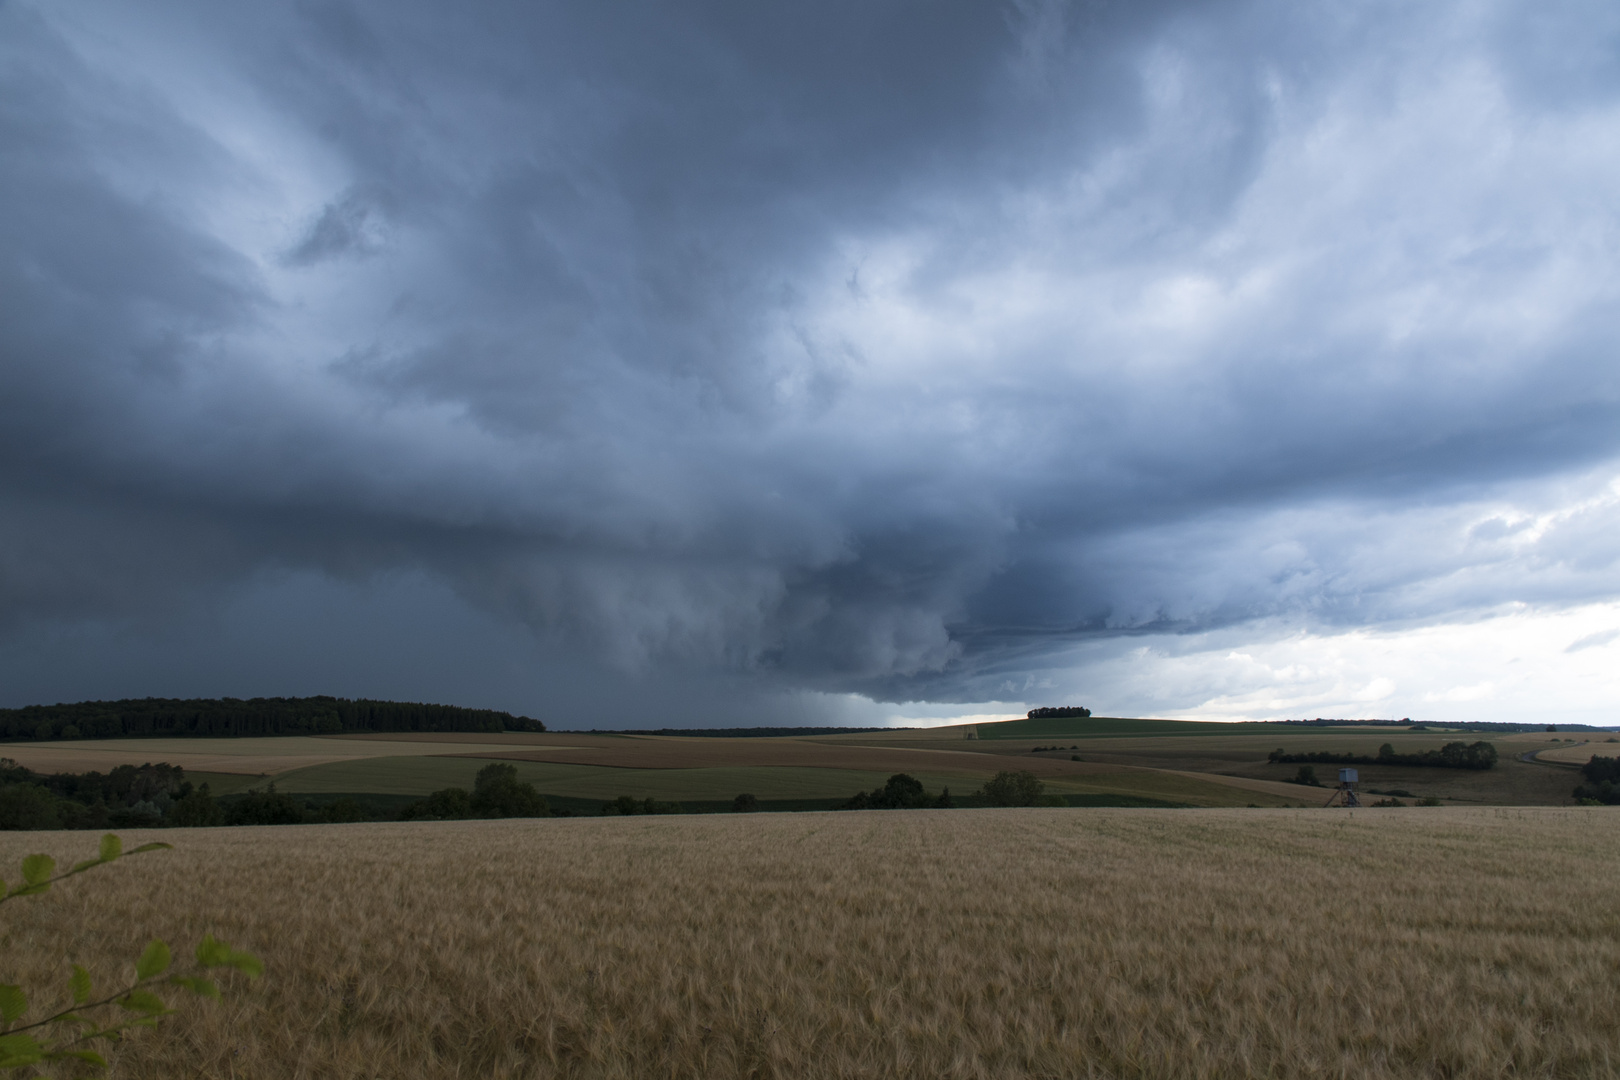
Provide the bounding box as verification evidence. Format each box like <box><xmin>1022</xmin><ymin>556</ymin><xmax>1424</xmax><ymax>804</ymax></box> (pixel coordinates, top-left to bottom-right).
<box><xmin>3</xmin><ymin>808</ymin><xmax>1618</xmax><ymax>1079</ymax></box>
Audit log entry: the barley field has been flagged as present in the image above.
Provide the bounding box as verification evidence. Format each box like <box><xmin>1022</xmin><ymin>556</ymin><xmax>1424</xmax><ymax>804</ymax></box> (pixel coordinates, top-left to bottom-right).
<box><xmin>3</xmin><ymin>808</ymin><xmax>1618</xmax><ymax>1079</ymax></box>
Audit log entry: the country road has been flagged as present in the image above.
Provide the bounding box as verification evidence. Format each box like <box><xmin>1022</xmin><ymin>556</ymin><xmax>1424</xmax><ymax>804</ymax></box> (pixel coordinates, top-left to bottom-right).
<box><xmin>1520</xmin><ymin>741</ymin><xmax>1587</xmax><ymax>766</ymax></box>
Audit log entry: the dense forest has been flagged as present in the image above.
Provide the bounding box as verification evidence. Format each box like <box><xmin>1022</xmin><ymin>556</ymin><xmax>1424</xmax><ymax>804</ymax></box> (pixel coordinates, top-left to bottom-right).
<box><xmin>1268</xmin><ymin>741</ymin><xmax>1498</xmax><ymax>770</ymax></box>
<box><xmin>0</xmin><ymin>696</ymin><xmax>544</xmax><ymax>740</ymax></box>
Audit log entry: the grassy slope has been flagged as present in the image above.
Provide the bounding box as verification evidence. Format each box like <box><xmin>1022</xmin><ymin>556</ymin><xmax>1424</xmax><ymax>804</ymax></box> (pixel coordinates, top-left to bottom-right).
<box><xmin>6</xmin><ymin>808</ymin><xmax>1616</xmax><ymax>1079</ymax></box>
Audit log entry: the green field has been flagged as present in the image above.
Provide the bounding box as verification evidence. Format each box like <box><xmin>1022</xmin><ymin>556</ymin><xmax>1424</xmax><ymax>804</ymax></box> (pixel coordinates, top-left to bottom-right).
<box><xmin>972</xmin><ymin>716</ymin><xmax>1258</xmax><ymax>739</ymax></box>
<box><xmin>270</xmin><ymin>756</ymin><xmax>983</xmax><ymax>802</ymax></box>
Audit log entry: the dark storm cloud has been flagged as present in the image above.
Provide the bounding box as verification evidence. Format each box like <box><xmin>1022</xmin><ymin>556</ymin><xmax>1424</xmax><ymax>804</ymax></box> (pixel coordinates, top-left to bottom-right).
<box><xmin>2</xmin><ymin>0</ymin><xmax>1619</xmax><ymax>720</ymax></box>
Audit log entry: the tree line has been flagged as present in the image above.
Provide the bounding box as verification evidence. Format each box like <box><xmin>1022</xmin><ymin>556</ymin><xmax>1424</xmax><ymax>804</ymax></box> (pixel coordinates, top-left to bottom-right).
<box><xmin>1268</xmin><ymin>741</ymin><xmax>1498</xmax><ymax>770</ymax></box>
<box><xmin>0</xmin><ymin>759</ymin><xmax>556</xmax><ymax>829</ymax></box>
<box><xmin>0</xmin><ymin>696</ymin><xmax>544</xmax><ymax>741</ymax></box>
<box><xmin>1026</xmin><ymin>707</ymin><xmax>1091</xmax><ymax>719</ymax></box>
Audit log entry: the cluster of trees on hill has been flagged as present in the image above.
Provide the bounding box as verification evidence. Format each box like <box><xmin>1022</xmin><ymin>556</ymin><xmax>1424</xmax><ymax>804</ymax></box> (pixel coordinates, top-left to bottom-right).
<box><xmin>838</xmin><ymin>774</ymin><xmax>953</xmax><ymax>810</ymax></box>
<box><xmin>0</xmin><ymin>696</ymin><xmax>544</xmax><ymax>740</ymax></box>
<box><xmin>396</xmin><ymin>763</ymin><xmax>550</xmax><ymax>820</ymax></box>
<box><xmin>1268</xmin><ymin>741</ymin><xmax>1498</xmax><ymax>770</ymax></box>
<box><xmin>1026</xmin><ymin>707</ymin><xmax>1091</xmax><ymax>719</ymax></box>
<box><xmin>1574</xmin><ymin>756</ymin><xmax>1620</xmax><ymax>804</ymax></box>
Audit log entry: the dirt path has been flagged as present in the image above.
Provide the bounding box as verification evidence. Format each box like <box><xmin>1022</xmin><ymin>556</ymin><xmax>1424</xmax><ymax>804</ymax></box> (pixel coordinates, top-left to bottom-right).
<box><xmin>1520</xmin><ymin>740</ymin><xmax>1586</xmax><ymax>766</ymax></box>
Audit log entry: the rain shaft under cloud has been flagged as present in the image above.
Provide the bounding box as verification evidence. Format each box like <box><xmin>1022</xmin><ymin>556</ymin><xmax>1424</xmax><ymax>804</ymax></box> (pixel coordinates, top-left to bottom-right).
<box><xmin>2</xmin><ymin>0</ymin><xmax>1619</xmax><ymax>724</ymax></box>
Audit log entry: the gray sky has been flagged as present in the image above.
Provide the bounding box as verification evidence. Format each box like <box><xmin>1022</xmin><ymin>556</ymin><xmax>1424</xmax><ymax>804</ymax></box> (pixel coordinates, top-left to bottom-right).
<box><xmin>3</xmin><ymin>0</ymin><xmax>1618</xmax><ymax>727</ymax></box>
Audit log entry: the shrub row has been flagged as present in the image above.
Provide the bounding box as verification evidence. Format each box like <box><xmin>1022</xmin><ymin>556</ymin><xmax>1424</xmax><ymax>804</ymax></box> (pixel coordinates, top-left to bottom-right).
<box><xmin>1268</xmin><ymin>741</ymin><xmax>1498</xmax><ymax>770</ymax></box>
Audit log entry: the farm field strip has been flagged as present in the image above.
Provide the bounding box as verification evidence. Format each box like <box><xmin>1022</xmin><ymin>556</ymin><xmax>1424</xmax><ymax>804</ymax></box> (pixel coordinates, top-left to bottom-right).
<box><xmin>0</xmin><ymin>736</ymin><xmax>580</xmax><ymax>776</ymax></box>
<box><xmin>272</xmin><ymin>757</ymin><xmax>983</xmax><ymax>801</ymax></box>
<box><xmin>1534</xmin><ymin>741</ymin><xmax>1617</xmax><ymax>765</ymax></box>
<box><xmin>4</xmin><ymin>808</ymin><xmax>1615</xmax><ymax>1079</ymax></box>
<box><xmin>442</xmin><ymin>738</ymin><xmax>1113</xmax><ymax>775</ymax></box>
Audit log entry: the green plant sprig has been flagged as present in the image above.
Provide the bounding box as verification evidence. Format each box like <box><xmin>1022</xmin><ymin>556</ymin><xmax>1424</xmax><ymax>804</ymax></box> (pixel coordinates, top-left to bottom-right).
<box><xmin>0</xmin><ymin>834</ymin><xmax>170</xmax><ymax>907</ymax></box>
<box><xmin>0</xmin><ymin>835</ymin><xmax>261</xmax><ymax>1072</ymax></box>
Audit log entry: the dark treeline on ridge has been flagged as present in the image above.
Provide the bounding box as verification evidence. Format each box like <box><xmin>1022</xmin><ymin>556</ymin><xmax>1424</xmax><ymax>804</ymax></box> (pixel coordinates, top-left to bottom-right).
<box><xmin>0</xmin><ymin>696</ymin><xmax>545</xmax><ymax>741</ymax></box>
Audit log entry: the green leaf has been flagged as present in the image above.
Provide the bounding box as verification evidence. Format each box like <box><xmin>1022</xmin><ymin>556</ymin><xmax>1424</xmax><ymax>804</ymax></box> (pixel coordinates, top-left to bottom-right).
<box><xmin>70</xmin><ymin>965</ymin><xmax>91</xmax><ymax>1005</ymax></box>
<box><xmin>195</xmin><ymin>934</ymin><xmax>263</xmax><ymax>978</ymax></box>
<box><xmin>51</xmin><ymin>1049</ymin><xmax>107</xmax><ymax>1067</ymax></box>
<box><xmin>20</xmin><ymin>854</ymin><xmax>54</xmax><ymax>887</ymax></box>
<box><xmin>135</xmin><ymin>939</ymin><xmax>171</xmax><ymax>980</ymax></box>
<box><xmin>129</xmin><ymin>842</ymin><xmax>172</xmax><ymax>854</ymax></box>
<box><xmin>0</xmin><ymin>984</ymin><xmax>26</xmax><ymax>1023</ymax></box>
<box><xmin>168</xmin><ymin>976</ymin><xmax>219</xmax><ymax>1000</ymax></box>
<box><xmin>195</xmin><ymin>934</ymin><xmax>229</xmax><ymax>968</ymax></box>
<box><xmin>0</xmin><ymin>1033</ymin><xmax>45</xmax><ymax>1068</ymax></box>
<box><xmin>228</xmin><ymin>950</ymin><xmax>264</xmax><ymax>979</ymax></box>
<box><xmin>117</xmin><ymin>990</ymin><xmax>167</xmax><ymax>1016</ymax></box>
<box><xmin>99</xmin><ymin>834</ymin><xmax>122</xmax><ymax>862</ymax></box>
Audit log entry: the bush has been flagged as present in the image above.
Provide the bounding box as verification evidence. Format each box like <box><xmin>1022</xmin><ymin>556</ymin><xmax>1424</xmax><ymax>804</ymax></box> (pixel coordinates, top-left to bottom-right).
<box><xmin>732</xmin><ymin>793</ymin><xmax>758</xmax><ymax>813</ymax></box>
<box><xmin>0</xmin><ymin>785</ymin><xmax>63</xmax><ymax>831</ymax></box>
<box><xmin>313</xmin><ymin>798</ymin><xmax>376</xmax><ymax>824</ymax></box>
<box><xmin>979</xmin><ymin>770</ymin><xmax>1047</xmax><ymax>807</ymax></box>
<box><xmin>224</xmin><ymin>784</ymin><xmax>306</xmax><ymax>826</ymax></box>
<box><xmin>601</xmin><ymin>796</ymin><xmax>681</xmax><ymax>815</ymax></box>
<box><xmin>469</xmin><ymin>763</ymin><xmax>549</xmax><ymax>818</ymax></box>
<box><xmin>1290</xmin><ymin>766</ymin><xmax>1322</xmax><ymax>787</ymax></box>
<box><xmin>1572</xmin><ymin>756</ymin><xmax>1620</xmax><ymax>805</ymax></box>
<box><xmin>399</xmin><ymin>787</ymin><xmax>473</xmax><ymax>821</ymax></box>
<box><xmin>839</xmin><ymin>774</ymin><xmax>952</xmax><ymax>811</ymax></box>
<box><xmin>167</xmin><ymin>784</ymin><xmax>224</xmax><ymax>827</ymax></box>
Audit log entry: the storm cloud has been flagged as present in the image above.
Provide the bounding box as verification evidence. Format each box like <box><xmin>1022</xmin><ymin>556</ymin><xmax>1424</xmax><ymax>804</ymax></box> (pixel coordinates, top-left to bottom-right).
<box><xmin>2</xmin><ymin>0</ymin><xmax>1618</xmax><ymax>724</ymax></box>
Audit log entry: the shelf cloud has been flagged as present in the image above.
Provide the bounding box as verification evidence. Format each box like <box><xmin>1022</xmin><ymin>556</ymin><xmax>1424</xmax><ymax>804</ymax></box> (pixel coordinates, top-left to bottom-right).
<box><xmin>2</xmin><ymin>0</ymin><xmax>1618</xmax><ymax>724</ymax></box>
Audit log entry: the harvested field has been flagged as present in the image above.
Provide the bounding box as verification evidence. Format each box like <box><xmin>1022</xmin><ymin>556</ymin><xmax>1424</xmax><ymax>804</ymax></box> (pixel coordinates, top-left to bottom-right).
<box><xmin>1533</xmin><ymin>740</ymin><xmax>1614</xmax><ymax>766</ymax></box>
<box><xmin>2</xmin><ymin>808</ymin><xmax>1616</xmax><ymax>1079</ymax></box>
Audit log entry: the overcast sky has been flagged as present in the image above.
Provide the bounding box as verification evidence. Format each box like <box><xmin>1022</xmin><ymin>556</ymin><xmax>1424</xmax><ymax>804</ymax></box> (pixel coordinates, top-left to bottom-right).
<box><xmin>2</xmin><ymin>0</ymin><xmax>1618</xmax><ymax>727</ymax></box>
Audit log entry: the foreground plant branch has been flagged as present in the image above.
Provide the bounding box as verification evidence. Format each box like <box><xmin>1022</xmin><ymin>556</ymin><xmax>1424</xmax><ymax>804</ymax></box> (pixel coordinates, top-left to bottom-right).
<box><xmin>0</xmin><ymin>834</ymin><xmax>261</xmax><ymax>1071</ymax></box>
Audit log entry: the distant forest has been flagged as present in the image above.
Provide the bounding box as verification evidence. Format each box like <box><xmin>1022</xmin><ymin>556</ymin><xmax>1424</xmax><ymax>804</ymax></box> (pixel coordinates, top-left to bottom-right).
<box><xmin>0</xmin><ymin>696</ymin><xmax>545</xmax><ymax>741</ymax></box>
